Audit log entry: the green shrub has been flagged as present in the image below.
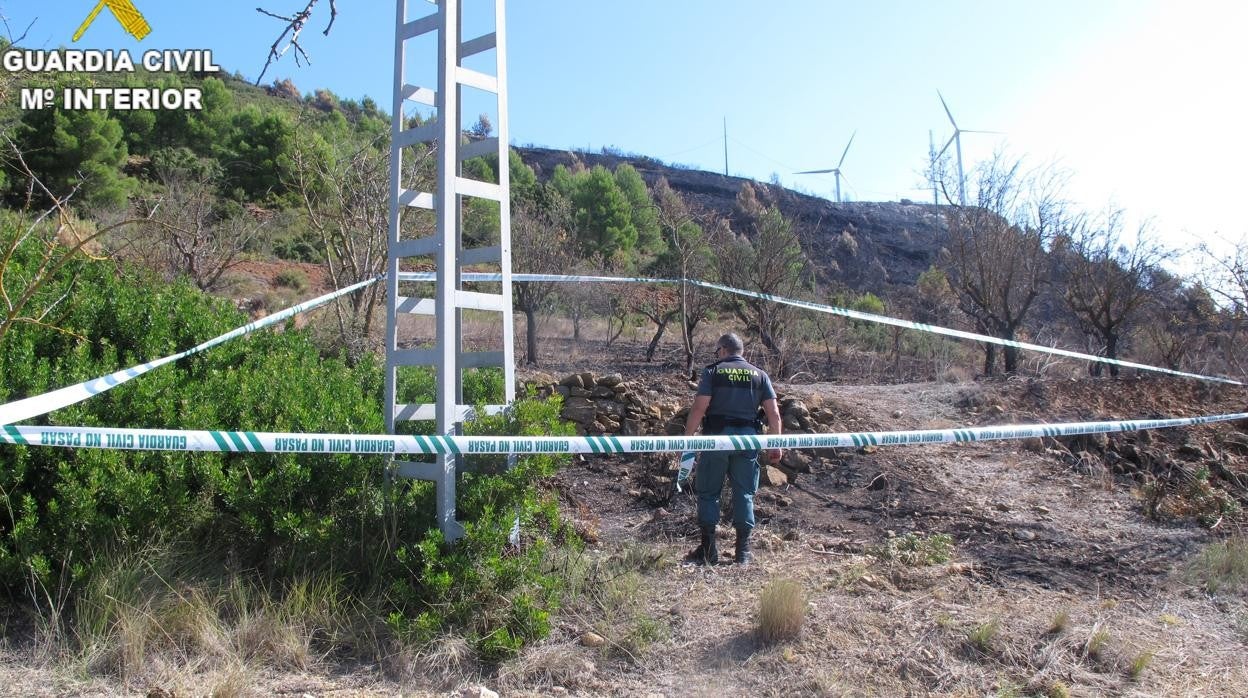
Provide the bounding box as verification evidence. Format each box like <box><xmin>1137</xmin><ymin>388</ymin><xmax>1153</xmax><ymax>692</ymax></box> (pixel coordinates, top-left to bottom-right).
<box><xmin>385</xmin><ymin>395</ymin><xmax>576</xmax><ymax>661</ymax></box>
<box><xmin>273</xmin><ymin>268</ymin><xmax>308</xmax><ymax>292</ymax></box>
<box><xmin>0</xmin><ymin>223</ymin><xmax>576</xmax><ymax>662</ymax></box>
<box><xmin>0</xmin><ymin>250</ymin><xmax>387</xmax><ymax>597</ymax></box>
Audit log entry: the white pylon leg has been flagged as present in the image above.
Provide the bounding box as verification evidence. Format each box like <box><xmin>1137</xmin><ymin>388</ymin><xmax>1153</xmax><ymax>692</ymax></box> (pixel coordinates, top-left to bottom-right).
<box><xmin>384</xmin><ymin>0</ymin><xmax>514</xmax><ymax>543</ymax></box>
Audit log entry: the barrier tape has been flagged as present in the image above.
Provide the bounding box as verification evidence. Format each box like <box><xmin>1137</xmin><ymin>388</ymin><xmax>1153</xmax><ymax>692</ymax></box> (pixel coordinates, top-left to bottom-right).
<box><xmin>2</xmin><ymin>412</ymin><xmax>1244</xmax><ymax>455</ymax></box>
<box><xmin>3</xmin><ymin>270</ymin><xmax>1241</xmax><ymax>427</ymax></box>
<box><xmin>0</xmin><ymin>275</ymin><xmax>382</xmax><ymax>426</ymax></box>
<box><xmin>684</xmin><ymin>280</ymin><xmax>1244</xmax><ymax>386</ymax></box>
<box><xmin>413</xmin><ymin>272</ymin><xmax>1244</xmax><ymax>386</ymax></box>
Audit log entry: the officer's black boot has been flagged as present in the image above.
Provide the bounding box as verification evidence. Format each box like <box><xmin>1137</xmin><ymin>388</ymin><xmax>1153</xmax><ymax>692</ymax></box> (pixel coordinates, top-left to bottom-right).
<box><xmin>734</xmin><ymin>526</ymin><xmax>752</xmax><ymax>565</ymax></box>
<box><xmin>686</xmin><ymin>525</ymin><xmax>719</xmax><ymax>565</ymax></box>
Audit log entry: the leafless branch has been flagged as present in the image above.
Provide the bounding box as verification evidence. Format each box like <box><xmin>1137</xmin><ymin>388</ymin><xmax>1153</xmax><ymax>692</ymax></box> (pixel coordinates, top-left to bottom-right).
<box><xmin>255</xmin><ymin>0</ymin><xmax>339</xmax><ymax>85</ymax></box>
<box><xmin>0</xmin><ymin>137</ymin><xmax>151</xmax><ymax>341</ymax></box>
<box><xmin>0</xmin><ymin>10</ymin><xmax>35</xmax><ymax>45</ymax></box>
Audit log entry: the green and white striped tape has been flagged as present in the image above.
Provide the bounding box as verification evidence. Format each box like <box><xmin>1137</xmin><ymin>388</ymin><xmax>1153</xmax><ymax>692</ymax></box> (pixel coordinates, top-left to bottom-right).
<box><xmin>2</xmin><ymin>271</ymin><xmax>1241</xmax><ymax>428</ymax></box>
<box><xmin>3</xmin><ymin>412</ymin><xmax>1244</xmax><ymax>455</ymax></box>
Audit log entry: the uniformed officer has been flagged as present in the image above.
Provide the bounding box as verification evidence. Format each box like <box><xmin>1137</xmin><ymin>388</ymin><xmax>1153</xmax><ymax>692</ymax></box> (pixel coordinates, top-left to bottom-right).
<box><xmin>681</xmin><ymin>332</ymin><xmax>782</xmax><ymax>565</ymax></box>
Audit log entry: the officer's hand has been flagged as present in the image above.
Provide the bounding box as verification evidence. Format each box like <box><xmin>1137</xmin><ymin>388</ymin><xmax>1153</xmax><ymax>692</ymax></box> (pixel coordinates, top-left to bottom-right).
<box><xmin>767</xmin><ymin>448</ymin><xmax>783</xmax><ymax>465</ymax></box>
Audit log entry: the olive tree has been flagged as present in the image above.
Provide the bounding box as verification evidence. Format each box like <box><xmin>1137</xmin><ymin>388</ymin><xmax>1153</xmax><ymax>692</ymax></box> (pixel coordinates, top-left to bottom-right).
<box><xmin>941</xmin><ymin>155</ymin><xmax>1070</xmax><ymax>375</ymax></box>
<box><xmin>1061</xmin><ymin>210</ymin><xmax>1171</xmax><ymax>376</ymax></box>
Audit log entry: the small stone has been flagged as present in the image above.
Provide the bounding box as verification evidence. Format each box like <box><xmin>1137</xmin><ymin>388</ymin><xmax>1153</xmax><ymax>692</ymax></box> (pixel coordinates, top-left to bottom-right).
<box><xmin>580</xmin><ymin>631</ymin><xmax>606</xmax><ymax>648</ymax></box>
<box><xmin>1021</xmin><ymin>437</ymin><xmax>1045</xmax><ymax>453</ymax></box>
<box><xmin>1033</xmin><ymin>505</ymin><xmax>1051</xmax><ymax>515</ymax></box>
<box><xmin>579</xmin><ymin>372</ymin><xmax>596</xmax><ymax>388</ymax></box>
<box><xmin>598</xmin><ymin>373</ymin><xmax>623</xmax><ymax>387</ymax></box>
<box><xmin>763</xmin><ymin>466</ymin><xmax>788</xmax><ymax>487</ymax></box>
<box><xmin>560</xmin><ymin>374</ymin><xmax>584</xmax><ymax>389</ymax></box>
<box><xmin>1013</xmin><ymin>529</ymin><xmax>1037</xmax><ymax>541</ymax></box>
<box><xmin>995</xmin><ymin>502</ymin><xmax>1012</xmax><ymax>512</ymax></box>
<box><xmin>891</xmin><ymin>410</ymin><xmax>903</xmax><ymax>419</ymax></box>
<box><xmin>859</xmin><ymin>445</ymin><xmax>878</xmax><ymax>455</ymax></box>
<box><xmin>457</xmin><ymin>687</ymin><xmax>499</xmax><ymax>698</ymax></box>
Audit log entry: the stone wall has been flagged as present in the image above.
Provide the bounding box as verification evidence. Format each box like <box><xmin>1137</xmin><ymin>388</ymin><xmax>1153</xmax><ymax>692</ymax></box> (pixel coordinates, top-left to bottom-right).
<box><xmin>522</xmin><ymin>372</ymin><xmax>845</xmax><ymax>488</ymax></box>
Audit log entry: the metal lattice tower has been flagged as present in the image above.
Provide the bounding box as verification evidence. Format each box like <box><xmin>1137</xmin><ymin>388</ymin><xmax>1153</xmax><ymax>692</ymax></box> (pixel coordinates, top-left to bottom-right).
<box><xmin>384</xmin><ymin>0</ymin><xmax>514</xmax><ymax>543</ymax></box>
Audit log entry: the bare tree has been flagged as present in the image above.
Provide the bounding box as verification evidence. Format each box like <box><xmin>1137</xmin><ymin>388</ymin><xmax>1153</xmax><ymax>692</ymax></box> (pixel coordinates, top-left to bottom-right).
<box><xmin>290</xmin><ymin>131</ymin><xmax>426</xmax><ymax>362</ymax></box>
<box><xmin>619</xmin><ymin>284</ymin><xmax>679</xmax><ymax>362</ymax></box>
<box><xmin>717</xmin><ymin>203</ymin><xmax>811</xmax><ymax>375</ymax></box>
<box><xmin>652</xmin><ymin>177</ymin><xmax>724</xmax><ymax>372</ymax></box>
<box><xmin>1137</xmin><ymin>273</ymin><xmax>1221</xmax><ymax>371</ymax></box>
<box><xmin>1197</xmin><ymin>234</ymin><xmax>1248</xmax><ymax>374</ymax></box>
<box><xmin>144</xmin><ymin>161</ymin><xmax>263</xmax><ymax>291</ymax></box>
<box><xmin>1061</xmin><ymin>210</ymin><xmax>1171</xmax><ymax>376</ymax></box>
<box><xmin>512</xmin><ymin>184</ymin><xmax>573</xmax><ymax>365</ymax></box>
<box><xmin>941</xmin><ymin>155</ymin><xmax>1068</xmax><ymax>375</ymax></box>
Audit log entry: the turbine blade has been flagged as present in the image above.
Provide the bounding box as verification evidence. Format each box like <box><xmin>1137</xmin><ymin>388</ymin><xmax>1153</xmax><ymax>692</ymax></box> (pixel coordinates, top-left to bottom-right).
<box><xmin>936</xmin><ymin>134</ymin><xmax>957</xmax><ymax>159</ymax></box>
<box><xmin>963</xmin><ymin>129</ymin><xmax>1006</xmax><ymax>135</ymax></box>
<box><xmin>795</xmin><ymin>168</ymin><xmax>836</xmax><ymax>174</ymax></box>
<box><xmin>937</xmin><ymin>90</ymin><xmax>959</xmax><ymax>130</ymax></box>
<box><xmin>837</xmin><ymin>130</ymin><xmax>857</xmax><ymax>169</ymax></box>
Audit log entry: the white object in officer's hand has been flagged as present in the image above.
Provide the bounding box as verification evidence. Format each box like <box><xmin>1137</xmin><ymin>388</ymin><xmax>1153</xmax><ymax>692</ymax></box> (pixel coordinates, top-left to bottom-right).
<box><xmin>676</xmin><ymin>451</ymin><xmax>696</xmax><ymax>492</ymax></box>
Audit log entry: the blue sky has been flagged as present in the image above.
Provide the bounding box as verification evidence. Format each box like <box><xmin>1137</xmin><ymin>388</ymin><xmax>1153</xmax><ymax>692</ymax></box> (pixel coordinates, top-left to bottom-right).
<box><xmin>8</xmin><ymin>1</ymin><xmax>1248</xmax><ymax>259</ymax></box>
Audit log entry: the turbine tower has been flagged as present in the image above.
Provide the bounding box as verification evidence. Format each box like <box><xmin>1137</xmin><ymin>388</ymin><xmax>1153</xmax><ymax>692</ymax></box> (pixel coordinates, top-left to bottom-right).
<box><xmin>935</xmin><ymin>91</ymin><xmax>1001</xmax><ymax>206</ymax></box>
<box><xmin>928</xmin><ymin>129</ymin><xmax>938</xmax><ymax>205</ymax></box>
<box><xmin>796</xmin><ymin>130</ymin><xmax>856</xmax><ymax>203</ymax></box>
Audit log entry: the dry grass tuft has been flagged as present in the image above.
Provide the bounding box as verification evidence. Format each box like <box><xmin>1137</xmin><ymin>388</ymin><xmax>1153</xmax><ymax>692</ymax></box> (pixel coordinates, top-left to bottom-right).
<box><xmin>873</xmin><ymin>532</ymin><xmax>954</xmax><ymax>566</ymax></box>
<box><xmin>1084</xmin><ymin>624</ymin><xmax>1111</xmax><ymax>661</ymax></box>
<box><xmin>207</xmin><ymin>661</ymin><xmax>256</xmax><ymax>698</ymax></box>
<box><xmin>403</xmin><ymin>634</ymin><xmax>477</xmax><ymax>689</ymax></box>
<box><xmin>1047</xmin><ymin>608</ymin><xmax>1071</xmax><ymax>635</ymax></box>
<box><xmin>965</xmin><ymin>617</ymin><xmax>1000</xmax><ymax>655</ymax></box>
<box><xmin>548</xmin><ymin>544</ymin><xmax>671</xmax><ymax>663</ymax></box>
<box><xmin>65</xmin><ymin>543</ymin><xmax>383</xmax><ymax>689</ymax></box>
<box><xmin>1185</xmin><ymin>535</ymin><xmax>1248</xmax><ymax>594</ymax></box>
<box><xmin>757</xmin><ymin>578</ymin><xmax>807</xmax><ymax>644</ymax></box>
<box><xmin>1129</xmin><ymin>648</ymin><xmax>1156</xmax><ymax>680</ymax></box>
<box><xmin>499</xmin><ymin>641</ymin><xmax>595</xmax><ymax>691</ymax></box>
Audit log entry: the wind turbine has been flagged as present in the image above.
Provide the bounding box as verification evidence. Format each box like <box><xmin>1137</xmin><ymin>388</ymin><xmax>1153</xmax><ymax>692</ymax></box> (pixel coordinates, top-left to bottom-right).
<box><xmin>796</xmin><ymin>130</ymin><xmax>856</xmax><ymax>203</ymax></box>
<box><xmin>935</xmin><ymin>91</ymin><xmax>1001</xmax><ymax>206</ymax></box>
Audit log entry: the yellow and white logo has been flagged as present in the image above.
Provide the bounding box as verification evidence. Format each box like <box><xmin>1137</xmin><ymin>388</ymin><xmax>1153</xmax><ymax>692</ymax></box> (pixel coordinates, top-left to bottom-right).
<box><xmin>73</xmin><ymin>0</ymin><xmax>152</xmax><ymax>42</ymax></box>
